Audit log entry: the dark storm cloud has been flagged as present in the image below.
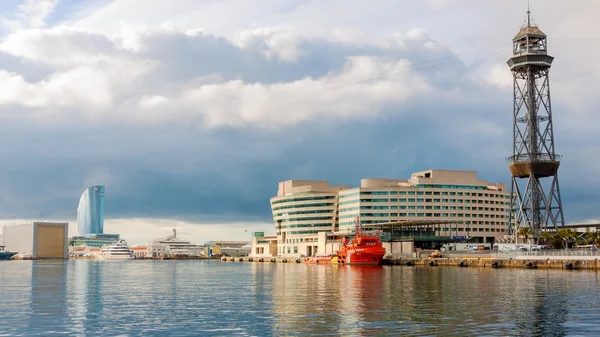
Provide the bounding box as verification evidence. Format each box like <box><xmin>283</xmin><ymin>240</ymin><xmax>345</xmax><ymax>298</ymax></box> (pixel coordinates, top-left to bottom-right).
<box><xmin>0</xmin><ymin>93</ymin><xmax>593</xmax><ymax>224</ymax></box>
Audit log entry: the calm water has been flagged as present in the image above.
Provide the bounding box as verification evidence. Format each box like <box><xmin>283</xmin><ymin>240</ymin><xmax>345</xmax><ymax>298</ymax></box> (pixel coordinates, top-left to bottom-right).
<box><xmin>0</xmin><ymin>261</ymin><xmax>599</xmax><ymax>336</ymax></box>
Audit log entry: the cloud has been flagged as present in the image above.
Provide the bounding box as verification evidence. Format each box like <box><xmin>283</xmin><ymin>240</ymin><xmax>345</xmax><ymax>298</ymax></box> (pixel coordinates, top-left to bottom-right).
<box><xmin>0</xmin><ymin>217</ymin><xmax>272</xmax><ymax>244</ymax></box>
<box><xmin>2</xmin><ymin>0</ymin><xmax>57</xmax><ymax>32</ymax></box>
<box><xmin>0</xmin><ymin>0</ymin><xmax>600</xmax><ymax>245</ymax></box>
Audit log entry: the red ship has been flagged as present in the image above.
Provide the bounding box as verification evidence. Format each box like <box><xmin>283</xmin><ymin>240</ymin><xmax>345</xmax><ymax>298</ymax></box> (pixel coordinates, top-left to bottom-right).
<box><xmin>333</xmin><ymin>217</ymin><xmax>386</xmax><ymax>265</ymax></box>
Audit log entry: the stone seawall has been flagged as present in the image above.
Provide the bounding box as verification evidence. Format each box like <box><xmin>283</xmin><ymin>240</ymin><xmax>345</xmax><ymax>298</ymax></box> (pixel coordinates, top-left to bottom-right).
<box><xmin>382</xmin><ymin>257</ymin><xmax>600</xmax><ymax>270</ymax></box>
<box><xmin>220</xmin><ymin>256</ymin><xmax>600</xmax><ymax>270</ymax></box>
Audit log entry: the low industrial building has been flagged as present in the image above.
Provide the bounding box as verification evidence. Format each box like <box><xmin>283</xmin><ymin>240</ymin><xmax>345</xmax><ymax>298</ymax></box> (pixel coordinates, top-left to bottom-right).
<box><xmin>2</xmin><ymin>222</ymin><xmax>69</xmax><ymax>260</ymax></box>
<box><xmin>204</xmin><ymin>241</ymin><xmax>251</xmax><ymax>257</ymax></box>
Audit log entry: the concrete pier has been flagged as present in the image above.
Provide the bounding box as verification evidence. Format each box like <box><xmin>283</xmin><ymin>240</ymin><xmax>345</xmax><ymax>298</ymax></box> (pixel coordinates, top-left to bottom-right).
<box><xmin>381</xmin><ymin>257</ymin><xmax>600</xmax><ymax>270</ymax></box>
<box><xmin>221</xmin><ymin>256</ymin><xmax>600</xmax><ymax>270</ymax></box>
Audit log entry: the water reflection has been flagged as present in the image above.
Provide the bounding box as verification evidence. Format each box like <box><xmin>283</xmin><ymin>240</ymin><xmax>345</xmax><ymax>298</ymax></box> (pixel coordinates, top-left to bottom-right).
<box><xmin>29</xmin><ymin>261</ymin><xmax>68</xmax><ymax>334</ymax></box>
<box><xmin>0</xmin><ymin>261</ymin><xmax>599</xmax><ymax>336</ymax></box>
<box><xmin>66</xmin><ymin>261</ymin><xmax>104</xmax><ymax>336</ymax></box>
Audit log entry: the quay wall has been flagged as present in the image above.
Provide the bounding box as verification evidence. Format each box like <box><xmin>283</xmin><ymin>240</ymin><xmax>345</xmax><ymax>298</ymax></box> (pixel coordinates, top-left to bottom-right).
<box><xmin>220</xmin><ymin>256</ymin><xmax>600</xmax><ymax>270</ymax></box>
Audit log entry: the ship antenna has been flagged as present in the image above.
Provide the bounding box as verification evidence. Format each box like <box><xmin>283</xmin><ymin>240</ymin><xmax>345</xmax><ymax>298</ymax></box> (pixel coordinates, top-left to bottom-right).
<box><xmin>527</xmin><ymin>0</ymin><xmax>531</xmax><ymax>26</ymax></box>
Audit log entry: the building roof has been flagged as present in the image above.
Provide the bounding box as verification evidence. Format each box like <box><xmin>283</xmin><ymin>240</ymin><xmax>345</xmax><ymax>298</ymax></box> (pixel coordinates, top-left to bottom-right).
<box><xmin>514</xmin><ymin>26</ymin><xmax>546</xmax><ymax>40</ymax></box>
<box><xmin>204</xmin><ymin>240</ymin><xmax>249</xmax><ymax>246</ymax></box>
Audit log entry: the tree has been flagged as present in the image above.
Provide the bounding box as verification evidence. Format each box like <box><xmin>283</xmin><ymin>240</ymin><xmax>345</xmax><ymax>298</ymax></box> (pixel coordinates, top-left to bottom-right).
<box><xmin>585</xmin><ymin>231</ymin><xmax>600</xmax><ymax>246</ymax></box>
<box><xmin>518</xmin><ymin>227</ymin><xmax>533</xmax><ymax>243</ymax></box>
<box><xmin>556</xmin><ymin>228</ymin><xmax>578</xmax><ymax>249</ymax></box>
<box><xmin>540</xmin><ymin>231</ymin><xmax>554</xmax><ymax>246</ymax></box>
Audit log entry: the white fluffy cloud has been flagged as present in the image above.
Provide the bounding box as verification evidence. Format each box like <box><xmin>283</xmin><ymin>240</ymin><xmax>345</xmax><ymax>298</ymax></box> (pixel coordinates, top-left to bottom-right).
<box><xmin>0</xmin><ymin>218</ymin><xmax>272</xmax><ymax>244</ymax></box>
<box><xmin>1</xmin><ymin>0</ymin><xmax>600</xmax><ymax>237</ymax></box>
<box><xmin>0</xmin><ymin>20</ymin><xmax>435</xmax><ymax>128</ymax></box>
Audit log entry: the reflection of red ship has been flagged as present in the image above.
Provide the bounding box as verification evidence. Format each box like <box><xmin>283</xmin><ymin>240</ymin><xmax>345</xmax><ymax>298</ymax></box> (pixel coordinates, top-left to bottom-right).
<box><xmin>335</xmin><ymin>217</ymin><xmax>386</xmax><ymax>265</ymax></box>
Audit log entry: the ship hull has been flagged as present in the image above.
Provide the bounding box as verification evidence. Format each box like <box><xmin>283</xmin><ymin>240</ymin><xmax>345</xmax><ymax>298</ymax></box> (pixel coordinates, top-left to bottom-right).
<box><xmin>95</xmin><ymin>254</ymin><xmax>135</xmax><ymax>260</ymax></box>
<box><xmin>0</xmin><ymin>252</ymin><xmax>17</xmax><ymax>260</ymax></box>
<box><xmin>343</xmin><ymin>248</ymin><xmax>386</xmax><ymax>265</ymax></box>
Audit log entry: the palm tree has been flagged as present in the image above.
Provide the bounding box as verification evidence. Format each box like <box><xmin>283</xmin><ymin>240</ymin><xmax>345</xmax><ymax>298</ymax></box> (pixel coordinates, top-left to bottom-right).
<box><xmin>585</xmin><ymin>231</ymin><xmax>600</xmax><ymax>246</ymax></box>
<box><xmin>540</xmin><ymin>231</ymin><xmax>554</xmax><ymax>246</ymax></box>
<box><xmin>518</xmin><ymin>227</ymin><xmax>533</xmax><ymax>244</ymax></box>
<box><xmin>556</xmin><ymin>228</ymin><xmax>578</xmax><ymax>249</ymax></box>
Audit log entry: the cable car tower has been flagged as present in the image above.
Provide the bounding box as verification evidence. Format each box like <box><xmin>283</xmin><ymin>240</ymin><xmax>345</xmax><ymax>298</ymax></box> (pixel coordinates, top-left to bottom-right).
<box><xmin>506</xmin><ymin>9</ymin><xmax>565</xmax><ymax>239</ymax></box>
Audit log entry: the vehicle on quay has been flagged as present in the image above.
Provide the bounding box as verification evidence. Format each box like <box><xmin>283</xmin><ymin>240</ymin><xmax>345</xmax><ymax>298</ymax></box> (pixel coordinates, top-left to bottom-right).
<box><xmin>492</xmin><ymin>243</ymin><xmax>544</xmax><ymax>252</ymax></box>
<box><xmin>96</xmin><ymin>240</ymin><xmax>135</xmax><ymax>260</ymax></box>
<box><xmin>440</xmin><ymin>243</ymin><xmax>491</xmax><ymax>251</ymax></box>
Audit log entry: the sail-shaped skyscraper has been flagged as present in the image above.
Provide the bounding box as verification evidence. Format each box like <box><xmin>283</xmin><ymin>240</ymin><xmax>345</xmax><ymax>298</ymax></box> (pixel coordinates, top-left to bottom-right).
<box><xmin>77</xmin><ymin>185</ymin><xmax>105</xmax><ymax>235</ymax></box>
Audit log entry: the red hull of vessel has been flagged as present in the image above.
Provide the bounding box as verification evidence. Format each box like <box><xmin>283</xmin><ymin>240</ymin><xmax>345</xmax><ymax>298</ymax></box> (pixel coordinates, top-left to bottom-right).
<box><xmin>344</xmin><ymin>248</ymin><xmax>386</xmax><ymax>265</ymax></box>
<box><xmin>336</xmin><ymin>217</ymin><xmax>387</xmax><ymax>266</ymax></box>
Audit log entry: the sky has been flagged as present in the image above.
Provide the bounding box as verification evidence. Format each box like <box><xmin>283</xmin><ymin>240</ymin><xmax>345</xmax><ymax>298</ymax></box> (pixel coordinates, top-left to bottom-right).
<box><xmin>1</xmin><ymin>0</ymin><xmax>600</xmax><ymax>244</ymax></box>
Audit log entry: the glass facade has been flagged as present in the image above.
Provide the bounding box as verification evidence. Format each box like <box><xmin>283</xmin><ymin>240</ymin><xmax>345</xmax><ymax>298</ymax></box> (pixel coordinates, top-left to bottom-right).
<box><xmin>69</xmin><ymin>234</ymin><xmax>119</xmax><ymax>248</ymax></box>
<box><xmin>77</xmin><ymin>185</ymin><xmax>105</xmax><ymax>235</ymax></box>
<box><xmin>337</xmin><ymin>186</ymin><xmax>509</xmax><ymax>233</ymax></box>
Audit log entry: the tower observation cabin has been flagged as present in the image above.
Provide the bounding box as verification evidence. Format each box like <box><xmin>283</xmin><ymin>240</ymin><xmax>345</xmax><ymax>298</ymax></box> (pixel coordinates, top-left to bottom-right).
<box><xmin>506</xmin><ymin>10</ymin><xmax>565</xmax><ymax>237</ymax></box>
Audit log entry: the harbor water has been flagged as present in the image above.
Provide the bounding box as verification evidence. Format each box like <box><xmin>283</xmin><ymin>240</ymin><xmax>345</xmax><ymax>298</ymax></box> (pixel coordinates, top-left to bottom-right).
<box><xmin>1</xmin><ymin>260</ymin><xmax>599</xmax><ymax>336</ymax></box>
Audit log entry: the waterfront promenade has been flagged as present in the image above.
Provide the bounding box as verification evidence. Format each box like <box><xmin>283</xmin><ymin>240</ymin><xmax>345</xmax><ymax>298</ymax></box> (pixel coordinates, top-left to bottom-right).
<box><xmin>225</xmin><ymin>249</ymin><xmax>600</xmax><ymax>270</ymax></box>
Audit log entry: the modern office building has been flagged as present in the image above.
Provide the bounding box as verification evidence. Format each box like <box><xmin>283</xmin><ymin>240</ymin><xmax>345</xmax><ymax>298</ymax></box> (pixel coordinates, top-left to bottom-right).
<box><xmin>69</xmin><ymin>234</ymin><xmax>120</xmax><ymax>248</ymax></box>
<box><xmin>271</xmin><ymin>180</ymin><xmax>349</xmax><ymax>257</ymax></box>
<box><xmin>2</xmin><ymin>222</ymin><xmax>69</xmax><ymax>259</ymax></box>
<box><xmin>77</xmin><ymin>185</ymin><xmax>105</xmax><ymax>235</ymax></box>
<box><xmin>269</xmin><ymin>170</ymin><xmax>510</xmax><ymax>257</ymax></box>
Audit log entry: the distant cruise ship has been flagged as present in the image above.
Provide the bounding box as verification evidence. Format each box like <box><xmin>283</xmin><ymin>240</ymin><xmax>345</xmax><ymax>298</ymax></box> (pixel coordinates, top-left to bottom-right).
<box><xmin>96</xmin><ymin>240</ymin><xmax>135</xmax><ymax>260</ymax></box>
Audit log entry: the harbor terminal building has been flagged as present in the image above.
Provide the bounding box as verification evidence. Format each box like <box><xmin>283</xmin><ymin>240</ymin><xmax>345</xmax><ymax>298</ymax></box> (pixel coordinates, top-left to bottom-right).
<box><xmin>256</xmin><ymin>169</ymin><xmax>510</xmax><ymax>258</ymax></box>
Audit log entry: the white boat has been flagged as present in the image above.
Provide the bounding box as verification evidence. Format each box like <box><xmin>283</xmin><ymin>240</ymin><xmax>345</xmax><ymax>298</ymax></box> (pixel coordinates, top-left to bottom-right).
<box><xmin>96</xmin><ymin>240</ymin><xmax>135</xmax><ymax>260</ymax></box>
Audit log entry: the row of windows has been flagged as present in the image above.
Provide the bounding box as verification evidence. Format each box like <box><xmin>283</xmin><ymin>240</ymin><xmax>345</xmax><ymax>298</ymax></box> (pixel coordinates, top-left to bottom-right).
<box><xmin>287</xmin><ymin>230</ymin><xmax>322</xmax><ymax>235</ymax></box>
<box><xmin>276</xmin><ymin>216</ymin><xmax>333</xmax><ymax>222</ymax></box>
<box><xmin>285</xmin><ymin>238</ymin><xmax>317</xmax><ymax>244</ymax></box>
<box><xmin>274</xmin><ymin>209</ymin><xmax>333</xmax><ymax>217</ymax></box>
<box><xmin>340</xmin><ymin>205</ymin><xmax>507</xmax><ymax>212</ymax></box>
<box><xmin>272</xmin><ymin>202</ymin><xmax>334</xmax><ymax>211</ymax></box>
<box><xmin>359</xmin><ymin>213</ymin><xmax>507</xmax><ymax>219</ymax></box>
<box><xmin>339</xmin><ymin>220</ymin><xmax>508</xmax><ymax>226</ymax></box>
<box><xmin>272</xmin><ymin>196</ymin><xmax>335</xmax><ymax>205</ymax></box>
<box><xmin>339</xmin><ymin>198</ymin><xmax>509</xmax><ymax>205</ymax></box>
<box><xmin>277</xmin><ymin>223</ymin><xmax>333</xmax><ymax>229</ymax></box>
<box><xmin>341</xmin><ymin>189</ymin><xmax>508</xmax><ymax>197</ymax></box>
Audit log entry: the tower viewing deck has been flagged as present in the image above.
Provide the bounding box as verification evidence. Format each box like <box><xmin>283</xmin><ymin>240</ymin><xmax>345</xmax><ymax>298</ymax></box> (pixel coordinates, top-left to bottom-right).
<box><xmin>506</xmin><ymin>9</ymin><xmax>565</xmax><ymax>238</ymax></box>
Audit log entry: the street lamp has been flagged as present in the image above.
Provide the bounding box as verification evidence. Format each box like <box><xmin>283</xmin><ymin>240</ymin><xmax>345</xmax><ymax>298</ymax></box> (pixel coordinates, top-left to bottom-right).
<box><xmin>245</xmin><ymin>229</ymin><xmax>248</xmax><ymax>243</ymax></box>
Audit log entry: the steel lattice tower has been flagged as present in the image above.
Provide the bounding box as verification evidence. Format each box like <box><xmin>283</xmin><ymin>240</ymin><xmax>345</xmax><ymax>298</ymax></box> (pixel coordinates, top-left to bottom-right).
<box><xmin>506</xmin><ymin>10</ymin><xmax>565</xmax><ymax>239</ymax></box>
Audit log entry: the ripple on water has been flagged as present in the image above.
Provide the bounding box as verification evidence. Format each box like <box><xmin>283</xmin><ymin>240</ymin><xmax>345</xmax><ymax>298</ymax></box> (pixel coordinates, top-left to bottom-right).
<box><xmin>1</xmin><ymin>261</ymin><xmax>600</xmax><ymax>336</ymax></box>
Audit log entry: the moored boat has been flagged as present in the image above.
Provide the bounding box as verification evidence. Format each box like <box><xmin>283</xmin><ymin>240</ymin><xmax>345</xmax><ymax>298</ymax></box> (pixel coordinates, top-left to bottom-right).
<box><xmin>0</xmin><ymin>246</ymin><xmax>17</xmax><ymax>260</ymax></box>
<box><xmin>334</xmin><ymin>217</ymin><xmax>386</xmax><ymax>265</ymax></box>
<box><xmin>95</xmin><ymin>240</ymin><xmax>135</xmax><ymax>260</ymax></box>
<box><xmin>304</xmin><ymin>253</ymin><xmax>334</xmax><ymax>264</ymax></box>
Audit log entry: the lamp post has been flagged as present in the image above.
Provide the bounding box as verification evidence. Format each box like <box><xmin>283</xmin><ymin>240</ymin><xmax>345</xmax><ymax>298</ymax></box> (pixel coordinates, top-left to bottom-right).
<box><xmin>245</xmin><ymin>229</ymin><xmax>248</xmax><ymax>243</ymax></box>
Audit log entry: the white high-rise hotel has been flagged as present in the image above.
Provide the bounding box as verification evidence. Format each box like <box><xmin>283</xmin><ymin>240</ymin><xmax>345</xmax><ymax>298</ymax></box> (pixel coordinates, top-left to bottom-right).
<box><xmin>270</xmin><ymin>169</ymin><xmax>510</xmax><ymax>257</ymax></box>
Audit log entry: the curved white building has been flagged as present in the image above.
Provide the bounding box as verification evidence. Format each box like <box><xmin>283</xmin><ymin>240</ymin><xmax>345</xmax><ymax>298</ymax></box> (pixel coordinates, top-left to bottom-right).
<box><xmin>270</xmin><ymin>170</ymin><xmax>510</xmax><ymax>258</ymax></box>
<box><xmin>77</xmin><ymin>186</ymin><xmax>105</xmax><ymax>235</ymax></box>
<box><xmin>270</xmin><ymin>180</ymin><xmax>348</xmax><ymax>257</ymax></box>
